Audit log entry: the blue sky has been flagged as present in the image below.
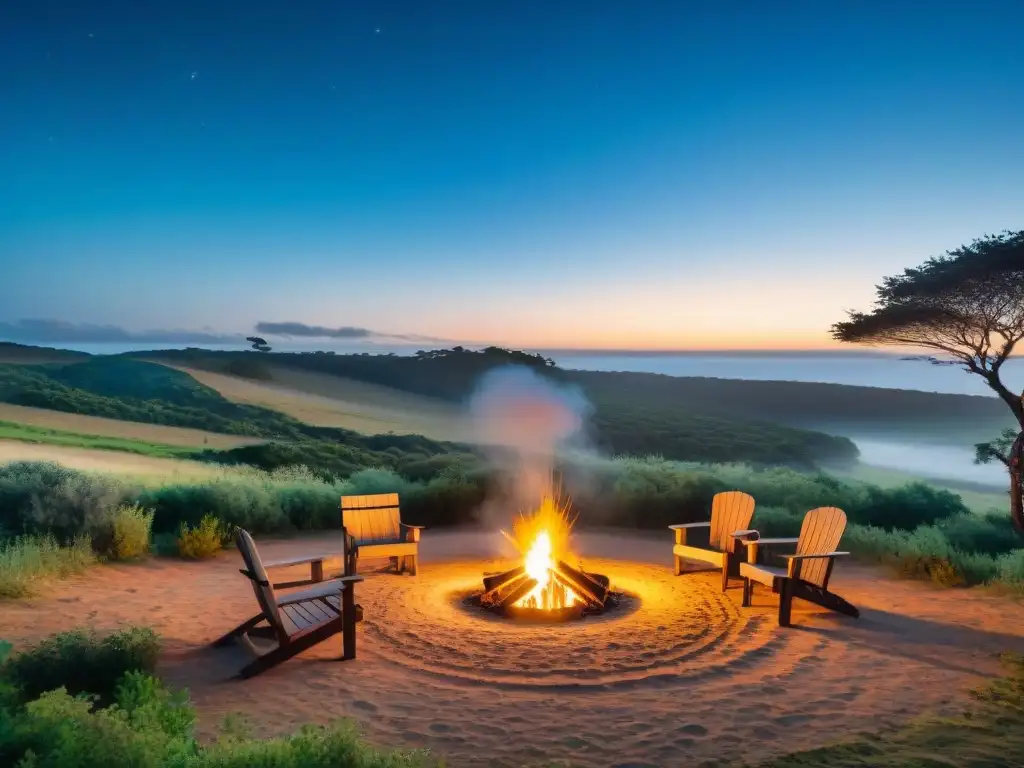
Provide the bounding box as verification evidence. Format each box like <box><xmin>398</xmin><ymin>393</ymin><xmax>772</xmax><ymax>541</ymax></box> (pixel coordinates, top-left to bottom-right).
<box><xmin>1</xmin><ymin>0</ymin><xmax>1021</xmax><ymax>350</ymax></box>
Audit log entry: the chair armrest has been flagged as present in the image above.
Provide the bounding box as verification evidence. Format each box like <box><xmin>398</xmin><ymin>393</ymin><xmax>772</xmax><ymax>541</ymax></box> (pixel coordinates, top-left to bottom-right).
<box><xmin>276</xmin><ymin>575</ymin><xmax>364</xmax><ymax>606</ymax></box>
<box><xmin>277</xmin><ymin>580</ymin><xmax>345</xmax><ymax>605</ymax></box>
<box><xmin>668</xmin><ymin>522</ymin><xmax>711</xmax><ymax>530</ymax></box>
<box><xmin>730</xmin><ymin>529</ymin><xmax>759</xmax><ymax>541</ymax></box>
<box><xmin>781</xmin><ymin>551</ymin><xmax>850</xmax><ymax>560</ymax></box>
<box><xmin>402</xmin><ymin>524</ymin><xmax>426</xmax><ymax>530</ymax></box>
<box><xmin>754</xmin><ymin>537</ymin><xmax>800</xmax><ymax>546</ymax></box>
<box><xmin>263</xmin><ymin>552</ymin><xmax>341</xmax><ymax>569</ymax></box>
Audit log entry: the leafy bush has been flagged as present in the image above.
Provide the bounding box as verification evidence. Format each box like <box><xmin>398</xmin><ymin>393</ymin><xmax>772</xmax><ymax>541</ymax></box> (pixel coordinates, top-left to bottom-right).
<box><xmin>0</xmin><ymin>535</ymin><xmax>95</xmax><ymax>598</ymax></box>
<box><xmin>176</xmin><ymin>515</ymin><xmax>233</xmax><ymax>559</ymax></box>
<box><xmin>0</xmin><ymin>461</ymin><xmax>134</xmax><ymax>542</ymax></box>
<box><xmin>0</xmin><ymin>673</ymin><xmax>436</xmax><ymax>768</ymax></box>
<box><xmin>110</xmin><ymin>504</ymin><xmax>154</xmax><ymax>560</ymax></box>
<box><xmin>0</xmin><ymin>626</ymin><xmax>159</xmax><ymax>706</ymax></box>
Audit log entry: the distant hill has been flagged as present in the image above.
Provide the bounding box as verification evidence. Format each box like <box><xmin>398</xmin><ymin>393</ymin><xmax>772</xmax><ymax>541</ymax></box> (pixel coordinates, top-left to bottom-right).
<box><xmin>566</xmin><ymin>370</ymin><xmax>1013</xmax><ymax>445</ymax></box>
<box><xmin>120</xmin><ymin>346</ymin><xmax>1011</xmax><ymax>446</ymax></box>
<box><xmin>0</xmin><ymin>342</ymin><xmax>91</xmax><ymax>364</ymax></box>
<box><xmin>119</xmin><ymin>347</ymin><xmax>860</xmax><ymax>468</ymax></box>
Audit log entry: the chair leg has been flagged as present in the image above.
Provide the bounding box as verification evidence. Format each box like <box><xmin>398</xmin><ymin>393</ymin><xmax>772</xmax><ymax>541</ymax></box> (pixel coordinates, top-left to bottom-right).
<box><xmin>674</xmin><ymin>555</ymin><xmax>684</xmax><ymax>576</ymax></box>
<box><xmin>342</xmin><ymin>588</ymin><xmax>357</xmax><ymax>660</ymax></box>
<box><xmin>720</xmin><ymin>564</ymin><xmax>730</xmax><ymax>592</ymax></box>
<box><xmin>741</xmin><ymin>578</ymin><xmax>753</xmax><ymax>607</ymax></box>
<box><xmin>236</xmin><ymin>618</ymin><xmax>344</xmax><ymax>679</ymax></box>
<box><xmin>212</xmin><ymin>615</ymin><xmax>264</xmax><ymax>647</ymax></box>
<box><xmin>778</xmin><ymin>579</ymin><xmax>795</xmax><ymax>627</ymax></box>
<box><xmin>390</xmin><ymin>556</ymin><xmax>400</xmax><ymax>573</ymax></box>
<box><xmin>409</xmin><ymin>554</ymin><xmax>418</xmax><ymax>576</ymax></box>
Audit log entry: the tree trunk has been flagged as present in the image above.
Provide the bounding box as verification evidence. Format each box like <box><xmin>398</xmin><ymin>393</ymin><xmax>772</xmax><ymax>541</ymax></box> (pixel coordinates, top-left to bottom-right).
<box><xmin>1012</xmin><ymin>431</ymin><xmax>1024</xmax><ymax>534</ymax></box>
<box><xmin>981</xmin><ymin>371</ymin><xmax>1024</xmax><ymax>426</ymax></box>
<box><xmin>978</xmin><ymin>372</ymin><xmax>1024</xmax><ymax>532</ymax></box>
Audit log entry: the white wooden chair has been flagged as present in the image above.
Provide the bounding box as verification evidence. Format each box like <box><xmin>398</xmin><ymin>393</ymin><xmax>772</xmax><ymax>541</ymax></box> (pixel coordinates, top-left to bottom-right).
<box><xmin>739</xmin><ymin>506</ymin><xmax>859</xmax><ymax>627</ymax></box>
<box><xmin>213</xmin><ymin>529</ymin><xmax>363</xmax><ymax>678</ymax></box>
<box><xmin>342</xmin><ymin>493</ymin><xmax>423</xmax><ymax>575</ymax></box>
<box><xmin>669</xmin><ymin>491</ymin><xmax>757</xmax><ymax>591</ymax></box>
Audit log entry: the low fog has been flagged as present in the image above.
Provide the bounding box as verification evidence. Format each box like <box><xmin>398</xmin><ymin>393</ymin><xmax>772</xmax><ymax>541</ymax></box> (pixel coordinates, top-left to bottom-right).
<box><xmin>850</xmin><ymin>438</ymin><xmax>1006</xmax><ymax>489</ymax></box>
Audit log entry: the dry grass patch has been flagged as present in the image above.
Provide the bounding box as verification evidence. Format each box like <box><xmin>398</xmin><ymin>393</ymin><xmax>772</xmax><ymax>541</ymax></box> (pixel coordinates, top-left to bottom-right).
<box><xmin>157</xmin><ymin>362</ymin><xmax>473</xmax><ymax>441</ymax></box>
<box><xmin>0</xmin><ymin>403</ymin><xmax>260</xmax><ymax>449</ymax></box>
<box><xmin>0</xmin><ymin>440</ymin><xmax>223</xmax><ymax>479</ymax></box>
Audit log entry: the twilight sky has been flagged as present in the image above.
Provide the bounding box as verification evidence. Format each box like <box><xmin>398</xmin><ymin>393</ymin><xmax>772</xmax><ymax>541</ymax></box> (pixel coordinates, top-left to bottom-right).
<box><xmin>1</xmin><ymin>1</ymin><xmax>1022</xmax><ymax>351</ymax></box>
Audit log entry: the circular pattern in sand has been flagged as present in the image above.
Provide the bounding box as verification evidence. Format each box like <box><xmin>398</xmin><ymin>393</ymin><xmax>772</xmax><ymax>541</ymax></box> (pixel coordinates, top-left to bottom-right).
<box><xmin>355</xmin><ymin>558</ymin><xmax>779</xmax><ymax>690</ymax></box>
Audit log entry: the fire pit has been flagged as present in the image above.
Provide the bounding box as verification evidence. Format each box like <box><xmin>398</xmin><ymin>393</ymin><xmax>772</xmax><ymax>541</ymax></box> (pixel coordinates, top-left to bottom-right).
<box><xmin>473</xmin><ymin>495</ymin><xmax>618</xmax><ymax>621</ymax></box>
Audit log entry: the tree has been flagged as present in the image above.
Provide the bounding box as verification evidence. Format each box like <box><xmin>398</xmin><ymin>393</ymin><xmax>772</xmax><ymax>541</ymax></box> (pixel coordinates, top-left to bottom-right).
<box><xmin>830</xmin><ymin>229</ymin><xmax>1024</xmax><ymax>530</ymax></box>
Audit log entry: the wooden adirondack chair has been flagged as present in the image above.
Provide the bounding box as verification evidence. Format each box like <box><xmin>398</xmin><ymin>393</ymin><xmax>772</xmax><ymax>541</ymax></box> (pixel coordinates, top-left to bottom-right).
<box><xmin>213</xmin><ymin>529</ymin><xmax>364</xmax><ymax>678</ymax></box>
<box><xmin>739</xmin><ymin>506</ymin><xmax>859</xmax><ymax>627</ymax></box>
<box><xmin>669</xmin><ymin>491</ymin><xmax>757</xmax><ymax>591</ymax></box>
<box><xmin>342</xmin><ymin>493</ymin><xmax>423</xmax><ymax>575</ymax></box>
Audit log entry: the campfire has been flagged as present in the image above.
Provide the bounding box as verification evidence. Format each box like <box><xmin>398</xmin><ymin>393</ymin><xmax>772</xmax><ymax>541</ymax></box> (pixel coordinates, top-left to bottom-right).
<box><xmin>478</xmin><ymin>495</ymin><xmax>614</xmax><ymax>620</ymax></box>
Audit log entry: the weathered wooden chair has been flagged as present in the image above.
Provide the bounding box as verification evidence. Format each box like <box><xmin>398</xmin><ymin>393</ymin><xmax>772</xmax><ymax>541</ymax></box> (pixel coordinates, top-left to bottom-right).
<box><xmin>213</xmin><ymin>529</ymin><xmax>363</xmax><ymax>678</ymax></box>
<box><xmin>739</xmin><ymin>506</ymin><xmax>859</xmax><ymax>627</ymax></box>
<box><xmin>342</xmin><ymin>493</ymin><xmax>423</xmax><ymax>575</ymax></box>
<box><xmin>669</xmin><ymin>490</ymin><xmax>757</xmax><ymax>591</ymax></box>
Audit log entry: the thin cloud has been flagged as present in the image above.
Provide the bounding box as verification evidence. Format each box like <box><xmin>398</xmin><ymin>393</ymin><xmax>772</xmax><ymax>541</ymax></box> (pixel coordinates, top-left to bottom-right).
<box><xmin>254</xmin><ymin>320</ymin><xmax>447</xmax><ymax>343</ymax></box>
<box><xmin>0</xmin><ymin>319</ymin><xmax>242</xmax><ymax>345</ymax></box>
<box><xmin>0</xmin><ymin>318</ymin><xmax>450</xmax><ymax>347</ymax></box>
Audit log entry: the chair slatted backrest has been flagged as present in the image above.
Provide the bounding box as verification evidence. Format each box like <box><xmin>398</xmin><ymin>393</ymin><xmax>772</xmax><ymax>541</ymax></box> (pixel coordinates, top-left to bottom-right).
<box><xmin>235</xmin><ymin>529</ymin><xmax>286</xmax><ymax>641</ymax></box>
<box><xmin>708</xmin><ymin>491</ymin><xmax>756</xmax><ymax>552</ymax></box>
<box><xmin>795</xmin><ymin>507</ymin><xmax>847</xmax><ymax>588</ymax></box>
<box><xmin>342</xmin><ymin>493</ymin><xmax>402</xmax><ymax>546</ymax></box>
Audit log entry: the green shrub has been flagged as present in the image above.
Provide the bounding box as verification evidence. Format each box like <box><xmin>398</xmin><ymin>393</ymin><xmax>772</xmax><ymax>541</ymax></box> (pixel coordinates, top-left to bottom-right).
<box><xmin>0</xmin><ymin>535</ymin><xmax>95</xmax><ymax>598</ymax></box>
<box><xmin>109</xmin><ymin>504</ymin><xmax>154</xmax><ymax>560</ymax></box>
<box><xmin>0</xmin><ymin>626</ymin><xmax>436</xmax><ymax>768</ymax></box>
<box><xmin>0</xmin><ymin>461</ymin><xmax>134</xmax><ymax>542</ymax></box>
<box><xmin>176</xmin><ymin>515</ymin><xmax>232</xmax><ymax>559</ymax></box>
<box><xmin>0</xmin><ymin>626</ymin><xmax>159</xmax><ymax>706</ymax></box>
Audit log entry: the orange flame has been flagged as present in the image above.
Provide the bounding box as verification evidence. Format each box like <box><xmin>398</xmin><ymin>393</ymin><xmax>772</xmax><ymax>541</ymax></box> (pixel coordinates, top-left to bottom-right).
<box><xmin>505</xmin><ymin>494</ymin><xmax>579</xmax><ymax>610</ymax></box>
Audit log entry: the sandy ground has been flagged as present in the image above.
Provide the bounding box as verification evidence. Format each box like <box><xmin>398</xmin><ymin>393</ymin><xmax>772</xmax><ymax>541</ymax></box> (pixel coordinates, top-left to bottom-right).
<box><xmin>0</xmin><ymin>403</ymin><xmax>261</xmax><ymax>449</ymax></box>
<box><xmin>3</xmin><ymin>530</ymin><xmax>1023</xmax><ymax>768</ymax></box>
<box><xmin>0</xmin><ymin>439</ymin><xmax>224</xmax><ymax>479</ymax></box>
<box><xmin>162</xmin><ymin>363</ymin><xmax>474</xmax><ymax>442</ymax></box>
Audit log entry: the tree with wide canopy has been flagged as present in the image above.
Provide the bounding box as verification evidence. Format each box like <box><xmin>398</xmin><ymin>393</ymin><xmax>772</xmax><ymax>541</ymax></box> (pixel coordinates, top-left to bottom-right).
<box><xmin>831</xmin><ymin>230</ymin><xmax>1024</xmax><ymax>530</ymax></box>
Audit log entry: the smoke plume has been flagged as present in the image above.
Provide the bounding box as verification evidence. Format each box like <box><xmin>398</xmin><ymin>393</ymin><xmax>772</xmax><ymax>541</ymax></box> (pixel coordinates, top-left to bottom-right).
<box><xmin>466</xmin><ymin>365</ymin><xmax>592</xmax><ymax>535</ymax></box>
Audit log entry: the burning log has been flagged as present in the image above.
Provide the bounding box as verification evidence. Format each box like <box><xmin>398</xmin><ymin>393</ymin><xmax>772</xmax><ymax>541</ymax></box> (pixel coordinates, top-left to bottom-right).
<box><xmin>554</xmin><ymin>560</ymin><xmax>609</xmax><ymax>607</ymax></box>
<box><xmin>483</xmin><ymin>565</ymin><xmax>525</xmax><ymax>593</ymax></box>
<box><xmin>478</xmin><ymin>558</ymin><xmax>612</xmax><ymax>618</ymax></box>
<box><xmin>492</xmin><ymin>576</ymin><xmax>538</xmax><ymax>609</ymax></box>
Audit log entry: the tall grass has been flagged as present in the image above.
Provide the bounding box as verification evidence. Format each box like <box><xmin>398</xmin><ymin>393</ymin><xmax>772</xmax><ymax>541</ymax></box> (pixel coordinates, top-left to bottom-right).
<box><xmin>0</xmin><ymin>535</ymin><xmax>95</xmax><ymax>598</ymax></box>
<box><xmin>0</xmin><ymin>457</ymin><xmax>1021</xmax><ymax>592</ymax></box>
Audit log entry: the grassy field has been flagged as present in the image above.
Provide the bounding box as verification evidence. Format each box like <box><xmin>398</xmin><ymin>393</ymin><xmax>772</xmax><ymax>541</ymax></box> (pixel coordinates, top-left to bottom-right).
<box><xmin>161</xmin><ymin>361</ymin><xmax>472</xmax><ymax>442</ymax></box>
<box><xmin>0</xmin><ymin>403</ymin><xmax>260</xmax><ymax>448</ymax></box>
<box><xmin>0</xmin><ymin>419</ymin><xmax>205</xmax><ymax>459</ymax></box>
